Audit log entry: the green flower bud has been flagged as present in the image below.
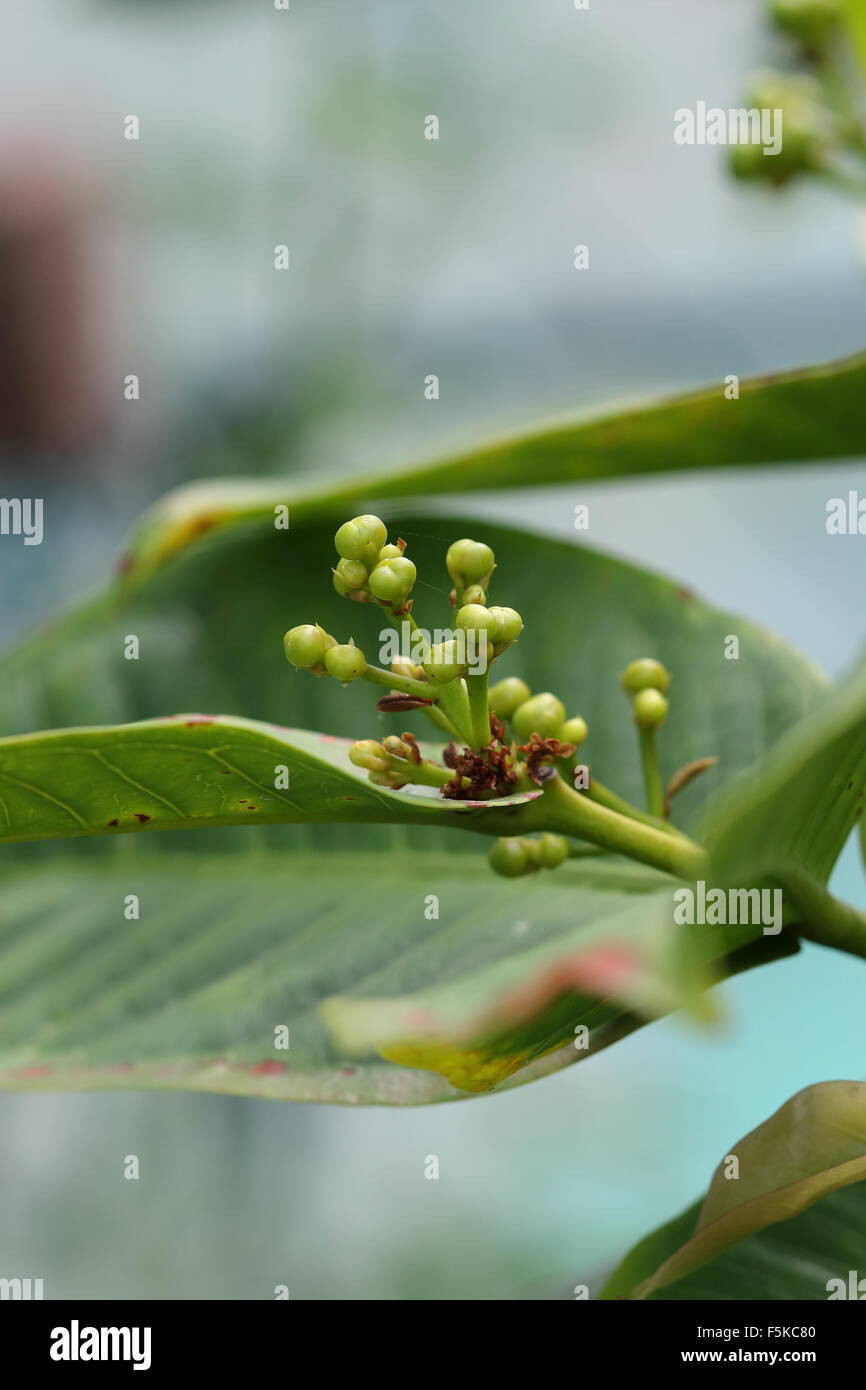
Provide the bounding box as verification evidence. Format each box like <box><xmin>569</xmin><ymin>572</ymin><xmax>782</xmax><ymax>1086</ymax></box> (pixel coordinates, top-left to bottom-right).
<box><xmin>382</xmin><ymin>735</ymin><xmax>412</xmax><ymax>759</ymax></box>
<box><xmin>335</xmin><ymin>514</ymin><xmax>388</xmax><ymax>561</ymax></box>
<box><xmin>335</xmin><ymin>557</ymin><xmax>369</xmax><ymax>590</ymax></box>
<box><xmin>378</xmin><ymin>543</ymin><xmax>404</xmax><ymax>561</ymax></box>
<box><xmin>324</xmin><ymin>643</ymin><xmax>367</xmax><ymax>683</ymax></box>
<box><xmin>511</xmin><ymin>692</ymin><xmax>566</xmax><ymax>742</ymax></box>
<box><xmin>729</xmin><ymin>71</ymin><xmax>833</xmax><ymax>186</ymax></box>
<box><xmin>487</xmin><ymin>606</ymin><xmax>523</xmax><ymax>646</ymax></box>
<box><xmin>455</xmin><ymin>603</ymin><xmax>498</xmax><ymax>635</ymax></box>
<box><xmin>368</xmin><ymin>556</ymin><xmax>417</xmax><ymax>605</ymax></box>
<box><xmin>632</xmin><ymin>688</ymin><xmax>669</xmax><ymax>729</ymax></box>
<box><xmin>535</xmin><ymin>832</ymin><xmax>569</xmax><ymax>870</ymax></box>
<box><xmin>488</xmin><ymin>676</ymin><xmax>531</xmax><ymax>720</ymax></box>
<box><xmin>561</xmin><ymin>716</ymin><xmax>588</xmax><ymax>747</ymax></box>
<box><xmin>620</xmin><ymin>658</ymin><xmax>671</xmax><ymax>695</ymax></box>
<box><xmin>488</xmin><ymin>837</ymin><xmax>531</xmax><ymax>878</ymax></box>
<box><xmin>368</xmin><ymin>769</ymin><xmax>407</xmax><ymax>789</ymax></box>
<box><xmin>423</xmin><ymin>639</ymin><xmax>468</xmax><ymax>685</ymax></box>
<box><xmin>284</xmin><ymin>623</ymin><xmax>334</xmax><ymax>670</ymax></box>
<box><xmin>349</xmin><ymin>740</ymin><xmax>388</xmax><ymax>773</ymax></box>
<box><xmin>446</xmin><ymin>538</ymin><xmax>495</xmax><ymax>589</ymax></box>
<box><xmin>460</xmin><ymin>583</ymin><xmax>487</xmax><ymax>606</ymax></box>
<box><xmin>392</xmin><ymin>658</ymin><xmax>425</xmax><ymax>681</ymax></box>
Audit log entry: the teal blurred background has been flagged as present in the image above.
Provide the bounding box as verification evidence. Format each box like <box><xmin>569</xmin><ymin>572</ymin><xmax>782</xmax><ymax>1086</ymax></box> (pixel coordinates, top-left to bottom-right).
<box><xmin>0</xmin><ymin>0</ymin><xmax>864</xmax><ymax>1298</ymax></box>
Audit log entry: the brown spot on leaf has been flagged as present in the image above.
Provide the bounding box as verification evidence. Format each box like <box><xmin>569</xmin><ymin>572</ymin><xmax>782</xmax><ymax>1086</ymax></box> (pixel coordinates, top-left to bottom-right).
<box><xmin>133</xmin><ymin>813</ymin><xmax>151</xmax><ymax>823</ymax></box>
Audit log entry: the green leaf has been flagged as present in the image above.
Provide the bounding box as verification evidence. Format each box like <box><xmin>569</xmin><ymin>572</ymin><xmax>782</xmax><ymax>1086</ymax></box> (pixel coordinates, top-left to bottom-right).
<box><xmin>0</xmin><ymin>718</ymin><xmax>536</xmax><ymax>845</ymax></box>
<box><xmin>118</xmin><ymin>349</ymin><xmax>866</xmax><ymax>583</ymax></box>
<box><xmin>0</xmin><ymin>516</ymin><xmax>827</xmax><ymax>1098</ymax></box>
<box><xmin>602</xmin><ymin>1081</ymin><xmax>866</xmax><ymax>1300</ymax></box>
<box><xmin>704</xmin><ymin>658</ymin><xmax>866</xmax><ymax>888</ymax></box>
<box><xmin>0</xmin><ymin>851</ymin><xmax>793</xmax><ymax>1102</ymax></box>
<box><xmin>0</xmin><ymin>518</ymin><xmax>827</xmax><ymax>850</ymax></box>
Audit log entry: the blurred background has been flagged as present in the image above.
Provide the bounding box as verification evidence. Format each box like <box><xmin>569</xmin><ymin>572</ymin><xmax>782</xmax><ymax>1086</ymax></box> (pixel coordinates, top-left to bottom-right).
<box><xmin>0</xmin><ymin>0</ymin><xmax>865</xmax><ymax>1299</ymax></box>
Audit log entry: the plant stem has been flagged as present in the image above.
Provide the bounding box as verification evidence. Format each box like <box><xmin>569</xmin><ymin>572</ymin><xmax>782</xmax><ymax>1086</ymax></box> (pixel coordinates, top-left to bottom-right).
<box><xmin>389</xmin><ymin>757</ymin><xmax>465</xmax><ymax>790</ymax></box>
<box><xmin>466</xmin><ymin>671</ymin><xmax>490</xmax><ymax>750</ymax></box>
<box><xmin>405</xmin><ymin>613</ymin><xmax>430</xmax><ymax>659</ymax></box>
<box><xmin>405</xmin><ymin>614</ymin><xmax>474</xmax><ymax>745</ymax></box>
<box><xmin>584</xmin><ymin>774</ymin><xmax>685</xmax><ymax>839</ymax></box>
<box><xmin>532</xmin><ymin>775</ymin><xmax>706</xmax><ymax>880</ymax></box>
<box><xmin>772</xmin><ymin>865</ymin><xmax>866</xmax><ymax>961</ymax></box>
<box><xmin>437</xmin><ymin>678</ymin><xmax>474</xmax><ymax>748</ymax></box>
<box><xmin>362</xmin><ymin>665</ymin><xmax>434</xmax><ymax>701</ymax></box>
<box><xmin>638</xmin><ymin>726</ymin><xmax>664</xmax><ymax>818</ymax></box>
<box><xmin>419</xmin><ymin>704</ymin><xmax>461</xmax><ymax>739</ymax></box>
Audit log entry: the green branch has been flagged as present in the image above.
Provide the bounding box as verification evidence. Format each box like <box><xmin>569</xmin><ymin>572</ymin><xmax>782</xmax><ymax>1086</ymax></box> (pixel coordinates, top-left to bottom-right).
<box><xmin>523</xmin><ymin>775</ymin><xmax>706</xmax><ymax>880</ymax></box>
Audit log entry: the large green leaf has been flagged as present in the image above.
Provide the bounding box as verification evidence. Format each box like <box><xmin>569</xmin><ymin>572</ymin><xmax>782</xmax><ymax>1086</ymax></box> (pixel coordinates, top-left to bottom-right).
<box><xmin>0</xmin><ymin>718</ymin><xmax>536</xmax><ymax>845</ymax></box>
<box><xmin>0</xmin><ymin>518</ymin><xmax>827</xmax><ymax>847</ymax></box>
<box><xmin>118</xmin><ymin>349</ymin><xmax>866</xmax><ymax>583</ymax></box>
<box><xmin>0</xmin><ymin>851</ymin><xmax>793</xmax><ymax>1101</ymax></box>
<box><xmin>0</xmin><ymin>516</ymin><xmax>828</xmax><ymax>1098</ymax></box>
<box><xmin>603</xmin><ymin>1082</ymin><xmax>866</xmax><ymax>1300</ymax></box>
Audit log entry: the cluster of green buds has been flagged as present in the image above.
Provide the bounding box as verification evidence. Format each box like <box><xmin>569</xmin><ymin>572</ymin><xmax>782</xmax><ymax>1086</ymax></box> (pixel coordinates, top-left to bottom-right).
<box><xmin>446</xmin><ymin>537</ymin><xmax>495</xmax><ymax>607</ymax></box>
<box><xmin>333</xmin><ymin>514</ymin><xmax>417</xmax><ymax>612</ymax></box>
<box><xmin>283</xmin><ymin>515</ymin><xmax>526</xmax><ymax>743</ymax></box>
<box><xmin>284</xmin><ymin>625</ymin><xmax>367</xmax><ymax>684</ymax></box>
<box><xmin>488</xmin><ymin>833</ymin><xmax>570</xmax><ymax>878</ymax></box>
<box><xmin>731</xmin><ymin>2</ymin><xmax>866</xmax><ymax>196</ymax></box>
<box><xmin>489</xmin><ymin>678</ymin><xmax>589</xmax><ymax>748</ymax></box>
<box><xmin>620</xmin><ymin>658</ymin><xmax>670</xmax><ymax>730</ymax></box>
<box><xmin>730</xmin><ymin>71</ymin><xmax>837</xmax><ymax>187</ymax></box>
<box><xmin>283</xmin><ymin>513</ymin><xmax>711</xmax><ymax>885</ymax></box>
<box><xmin>350</xmin><ymin>736</ymin><xmax>414</xmax><ymax>789</ymax></box>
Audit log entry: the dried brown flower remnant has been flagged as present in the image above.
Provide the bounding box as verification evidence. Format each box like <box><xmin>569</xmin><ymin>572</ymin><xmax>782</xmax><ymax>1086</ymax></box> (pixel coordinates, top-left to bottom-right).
<box><xmin>519</xmin><ymin>734</ymin><xmax>576</xmax><ymax>786</ymax></box>
<box><xmin>441</xmin><ymin>736</ymin><xmax>519</xmax><ymax>800</ymax></box>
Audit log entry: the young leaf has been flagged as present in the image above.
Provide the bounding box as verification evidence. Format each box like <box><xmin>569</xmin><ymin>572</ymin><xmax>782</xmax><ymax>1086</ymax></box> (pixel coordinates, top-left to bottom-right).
<box><xmin>602</xmin><ymin>1081</ymin><xmax>866</xmax><ymax>1300</ymax></box>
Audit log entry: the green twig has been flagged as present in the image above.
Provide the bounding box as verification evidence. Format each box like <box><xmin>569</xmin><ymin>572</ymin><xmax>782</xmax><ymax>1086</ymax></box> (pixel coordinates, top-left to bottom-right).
<box><xmin>773</xmin><ymin>864</ymin><xmax>866</xmax><ymax>961</ymax></box>
<box><xmin>466</xmin><ymin>671</ymin><xmax>491</xmax><ymax>750</ymax></box>
<box><xmin>525</xmin><ymin>775</ymin><xmax>706</xmax><ymax>879</ymax></box>
<box><xmin>361</xmin><ymin>665</ymin><xmax>437</xmax><ymax>701</ymax></box>
<box><xmin>638</xmin><ymin>726</ymin><xmax>664</xmax><ymax>819</ymax></box>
